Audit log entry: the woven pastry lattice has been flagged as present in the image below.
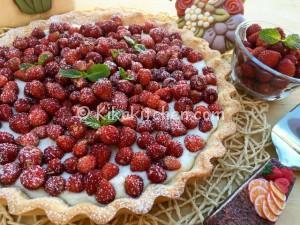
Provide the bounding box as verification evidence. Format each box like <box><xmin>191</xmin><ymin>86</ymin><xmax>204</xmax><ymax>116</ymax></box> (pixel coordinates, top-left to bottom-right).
<box><xmin>0</xmin><ymin>28</ymin><xmax>271</xmax><ymax>225</ymax></box>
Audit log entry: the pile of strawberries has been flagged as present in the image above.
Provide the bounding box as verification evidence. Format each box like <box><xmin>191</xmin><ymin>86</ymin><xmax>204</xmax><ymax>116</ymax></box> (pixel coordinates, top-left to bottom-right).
<box><xmin>0</xmin><ymin>16</ymin><xmax>220</xmax><ymax>204</ymax></box>
<box><xmin>237</xmin><ymin>23</ymin><xmax>300</xmax><ymax>95</ymax></box>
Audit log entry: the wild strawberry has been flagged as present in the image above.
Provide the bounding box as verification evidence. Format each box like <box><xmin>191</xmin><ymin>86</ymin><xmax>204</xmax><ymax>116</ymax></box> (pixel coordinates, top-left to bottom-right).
<box><xmin>0</xmin><ymin>143</ymin><xmax>18</xmax><ymax>165</ymax></box>
<box><xmin>279</xmin><ymin>167</ymin><xmax>295</xmax><ymax>183</ymax></box>
<box><xmin>256</xmin><ymin>83</ymin><xmax>273</xmax><ymax>95</ymax></box>
<box><xmin>167</xmin><ymin>58</ymin><xmax>182</xmax><ymax>72</ymax></box>
<box><xmin>252</xmin><ymin>46</ymin><xmax>266</xmax><ymax>57</ymax></box>
<box><xmin>46</xmin><ymin>82</ymin><xmax>67</xmax><ymax>101</ymax></box>
<box><xmin>64</xmin><ymin>156</ymin><xmax>78</xmax><ymax>174</ymax></box>
<box><xmin>83</xmin><ymin>170</ymin><xmax>103</xmax><ymax>195</ymax></box>
<box><xmin>96</xmin><ymin>125</ymin><xmax>120</xmax><ymax>145</ymax></box>
<box><xmin>16</xmin><ymin>132</ymin><xmax>39</xmax><ymax>147</ymax></box>
<box><xmin>45</xmin><ymin>176</ymin><xmax>65</xmax><ymax>196</ymax></box>
<box><xmin>45</xmin><ymin>61</ymin><xmax>60</xmax><ymax>76</ymax></box>
<box><xmin>6</xmin><ymin>57</ymin><xmax>21</xmax><ymax>72</ymax></box>
<box><xmin>137</xmin><ymin>132</ymin><xmax>155</xmax><ymax>149</ymax></box>
<box><xmin>40</xmin><ymin>98</ymin><xmax>61</xmax><ymax>115</ymax></box>
<box><xmin>257</xmin><ymin>50</ymin><xmax>281</xmax><ymax>68</ymax></box>
<box><xmin>137</xmin><ymin>68</ymin><xmax>152</xmax><ymax>86</ymax></box>
<box><xmin>162</xmin><ymin>156</ymin><xmax>181</xmax><ymax>171</ymax></box>
<box><xmin>47</xmin><ymin>158</ymin><xmax>64</xmax><ymax>175</ymax></box>
<box><xmin>0</xmin><ymin>131</ymin><xmax>14</xmax><ymax>143</ymax></box>
<box><xmin>146</xmin><ymin>143</ymin><xmax>167</xmax><ymax>161</ymax></box>
<box><xmin>190</xmin><ymin>90</ymin><xmax>203</xmax><ymax>104</ymax></box>
<box><xmin>72</xmin><ymin>140</ymin><xmax>88</xmax><ymax>157</ymax></box>
<box><xmin>43</xmin><ymin>146</ymin><xmax>64</xmax><ymax>163</ymax></box>
<box><xmin>30</xmin><ymin>125</ymin><xmax>47</xmax><ymax>139</ymax></box>
<box><xmin>0</xmin><ymin>75</ymin><xmax>8</xmax><ymax>88</ymax></box>
<box><xmin>152</xmin><ymin>113</ymin><xmax>170</xmax><ymax>132</ymax></box>
<box><xmin>138</xmin><ymin>50</ymin><xmax>156</xmax><ymax>69</ymax></box>
<box><xmin>276</xmin><ymin>58</ymin><xmax>296</xmax><ymax>76</ymax></box>
<box><xmin>9</xmin><ymin>113</ymin><xmax>32</xmax><ymax>134</ymax></box>
<box><xmin>115</xmin><ymin>147</ymin><xmax>133</xmax><ymax>166</ymax></box>
<box><xmin>77</xmin><ymin>155</ymin><xmax>96</xmax><ymax>174</ymax></box>
<box><xmin>194</xmin><ymin>105</ymin><xmax>211</xmax><ymax>120</ymax></box>
<box><xmin>136</xmin><ymin>119</ymin><xmax>154</xmax><ymax>133</ymax></box>
<box><xmin>246</xmin><ymin>24</ymin><xmax>262</xmax><ymax>37</ymax></box>
<box><xmin>131</xmin><ymin>152</ymin><xmax>151</xmax><ymax>171</ymax></box>
<box><xmin>146</xmin><ymin>94</ymin><xmax>160</xmax><ymax>109</ymax></box>
<box><xmin>119</xmin><ymin>115</ymin><xmax>137</xmax><ymax>129</ymax></box>
<box><xmin>125</xmin><ymin>175</ymin><xmax>144</xmax><ymax>198</ymax></box>
<box><xmin>199</xmin><ymin>119</ymin><xmax>213</xmax><ymax>132</ymax></box>
<box><xmin>147</xmin><ymin>164</ymin><xmax>167</xmax><ymax>183</ymax></box>
<box><xmin>205</xmin><ymin>73</ymin><xmax>217</xmax><ymax>85</ymax></box>
<box><xmin>0</xmin><ymin>89</ymin><xmax>17</xmax><ymax>105</ymax></box>
<box><xmin>67</xmin><ymin>117</ymin><xmax>87</xmax><ymax>139</ymax></box>
<box><xmin>25</xmin><ymin>65</ymin><xmax>45</xmax><ymax>81</ymax></box>
<box><xmin>119</xmin><ymin>127</ymin><xmax>137</xmax><ymax>148</ymax></box>
<box><xmin>47</xmin><ymin>124</ymin><xmax>64</xmax><ymax>140</ymax></box>
<box><xmin>95</xmin><ymin>179</ymin><xmax>116</xmax><ymax>204</ymax></box>
<box><xmin>117</xmin><ymin>80</ymin><xmax>134</xmax><ymax>95</ymax></box>
<box><xmin>187</xmin><ymin>50</ymin><xmax>202</xmax><ymax>63</ymax></box>
<box><xmin>90</xmin><ymin>143</ymin><xmax>112</xmax><ymax>168</ymax></box>
<box><xmin>181</xmin><ymin>111</ymin><xmax>199</xmax><ymax>129</ymax></box>
<box><xmin>241</xmin><ymin>62</ymin><xmax>256</xmax><ymax>79</ymax></box>
<box><xmin>66</xmin><ymin>173</ymin><xmax>84</xmax><ymax>193</ymax></box>
<box><xmin>14</xmin><ymin>98</ymin><xmax>31</xmax><ymax>113</ymax></box>
<box><xmin>172</xmin><ymin>83</ymin><xmax>191</xmax><ymax>100</ymax></box>
<box><xmin>155</xmin><ymin>131</ymin><xmax>171</xmax><ymax>146</ymax></box>
<box><xmin>184</xmin><ymin>135</ymin><xmax>206</xmax><ymax>152</ymax></box>
<box><xmin>28</xmin><ymin>108</ymin><xmax>49</xmax><ymax>127</ymax></box>
<box><xmin>56</xmin><ymin>135</ymin><xmax>76</xmax><ymax>152</ymax></box>
<box><xmin>100</xmin><ymin>162</ymin><xmax>119</xmax><ymax>180</ymax></box>
<box><xmin>256</xmin><ymin>70</ymin><xmax>273</xmax><ymax>83</ymax></box>
<box><xmin>169</xmin><ymin>119</ymin><xmax>187</xmax><ymax>137</ymax></box>
<box><xmin>203</xmin><ymin>88</ymin><xmax>218</xmax><ymax>104</ymax></box>
<box><xmin>166</xmin><ymin>140</ymin><xmax>183</xmax><ymax>157</ymax></box>
<box><xmin>275</xmin><ymin>178</ymin><xmax>290</xmax><ymax>194</ymax></box>
<box><xmin>0</xmin><ymin>162</ymin><xmax>22</xmax><ymax>185</ymax></box>
<box><xmin>208</xmin><ymin>103</ymin><xmax>222</xmax><ymax>114</ymax></box>
<box><xmin>149</xmin><ymin>27</ymin><xmax>165</xmax><ymax>43</ymax></box>
<box><xmin>174</xmin><ymin>97</ymin><xmax>193</xmax><ymax>113</ymax></box>
<box><xmin>247</xmin><ymin>32</ymin><xmax>259</xmax><ymax>45</ymax></box>
<box><xmin>111</xmin><ymin>91</ymin><xmax>128</xmax><ymax>110</ymax></box>
<box><xmin>20</xmin><ymin>165</ymin><xmax>46</xmax><ymax>190</ymax></box>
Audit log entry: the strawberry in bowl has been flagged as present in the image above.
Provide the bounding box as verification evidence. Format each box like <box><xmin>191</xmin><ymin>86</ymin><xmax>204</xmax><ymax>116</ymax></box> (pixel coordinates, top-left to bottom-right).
<box><xmin>231</xmin><ymin>21</ymin><xmax>300</xmax><ymax>100</ymax></box>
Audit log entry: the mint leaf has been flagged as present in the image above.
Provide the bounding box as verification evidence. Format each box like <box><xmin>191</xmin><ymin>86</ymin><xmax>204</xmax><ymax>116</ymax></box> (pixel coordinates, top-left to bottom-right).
<box><xmin>124</xmin><ymin>36</ymin><xmax>136</xmax><ymax>46</ymax></box>
<box><xmin>283</xmin><ymin>34</ymin><xmax>300</xmax><ymax>49</ymax></box>
<box><xmin>38</xmin><ymin>54</ymin><xmax>49</xmax><ymax>65</ymax></box>
<box><xmin>20</xmin><ymin>63</ymin><xmax>34</xmax><ymax>71</ymax></box>
<box><xmin>124</xmin><ymin>36</ymin><xmax>147</xmax><ymax>53</ymax></box>
<box><xmin>86</xmin><ymin>64</ymin><xmax>110</xmax><ymax>82</ymax></box>
<box><xmin>259</xmin><ymin>28</ymin><xmax>281</xmax><ymax>45</ymax></box>
<box><xmin>100</xmin><ymin>110</ymin><xmax>123</xmax><ymax>126</ymax></box>
<box><xmin>81</xmin><ymin>116</ymin><xmax>101</xmax><ymax>129</ymax></box>
<box><xmin>59</xmin><ymin>68</ymin><xmax>83</xmax><ymax>78</ymax></box>
<box><xmin>119</xmin><ymin>67</ymin><xmax>134</xmax><ymax>81</ymax></box>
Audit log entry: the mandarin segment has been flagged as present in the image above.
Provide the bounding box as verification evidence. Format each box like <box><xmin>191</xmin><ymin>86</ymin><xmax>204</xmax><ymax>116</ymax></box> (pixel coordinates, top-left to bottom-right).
<box><xmin>248</xmin><ymin>178</ymin><xmax>269</xmax><ymax>192</ymax></box>
<box><xmin>254</xmin><ymin>195</ymin><xmax>267</xmax><ymax>219</ymax></box>
<box><xmin>269</xmin><ymin>181</ymin><xmax>286</xmax><ymax>202</ymax></box>
<box><xmin>270</xmin><ymin>191</ymin><xmax>286</xmax><ymax>210</ymax></box>
<box><xmin>249</xmin><ymin>185</ymin><xmax>268</xmax><ymax>204</ymax></box>
<box><xmin>267</xmin><ymin>193</ymin><xmax>283</xmax><ymax>216</ymax></box>
<box><xmin>262</xmin><ymin>199</ymin><xmax>279</xmax><ymax>222</ymax></box>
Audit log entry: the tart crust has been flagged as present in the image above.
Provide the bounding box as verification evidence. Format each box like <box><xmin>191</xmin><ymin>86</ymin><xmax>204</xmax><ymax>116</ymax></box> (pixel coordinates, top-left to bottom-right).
<box><xmin>0</xmin><ymin>8</ymin><xmax>240</xmax><ymax>224</ymax></box>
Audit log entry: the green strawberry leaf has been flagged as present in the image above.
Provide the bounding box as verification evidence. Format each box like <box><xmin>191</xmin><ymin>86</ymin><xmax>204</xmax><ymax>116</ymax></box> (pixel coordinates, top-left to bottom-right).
<box><xmin>81</xmin><ymin>116</ymin><xmax>101</xmax><ymax>129</ymax></box>
<box><xmin>124</xmin><ymin>36</ymin><xmax>146</xmax><ymax>53</ymax></box>
<box><xmin>20</xmin><ymin>63</ymin><xmax>34</xmax><ymax>71</ymax></box>
<box><xmin>85</xmin><ymin>64</ymin><xmax>110</xmax><ymax>82</ymax></box>
<box><xmin>134</xmin><ymin>44</ymin><xmax>147</xmax><ymax>53</ymax></box>
<box><xmin>283</xmin><ymin>34</ymin><xmax>300</xmax><ymax>49</ymax></box>
<box><xmin>119</xmin><ymin>67</ymin><xmax>134</xmax><ymax>81</ymax></box>
<box><xmin>100</xmin><ymin>110</ymin><xmax>123</xmax><ymax>126</ymax></box>
<box><xmin>259</xmin><ymin>28</ymin><xmax>282</xmax><ymax>45</ymax></box>
<box><xmin>38</xmin><ymin>53</ymin><xmax>49</xmax><ymax>65</ymax></box>
<box><xmin>59</xmin><ymin>68</ymin><xmax>83</xmax><ymax>78</ymax></box>
<box><xmin>124</xmin><ymin>36</ymin><xmax>136</xmax><ymax>46</ymax></box>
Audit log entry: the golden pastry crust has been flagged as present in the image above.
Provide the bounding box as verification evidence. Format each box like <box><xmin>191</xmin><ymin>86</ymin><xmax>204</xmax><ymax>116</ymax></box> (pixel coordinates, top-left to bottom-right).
<box><xmin>0</xmin><ymin>8</ymin><xmax>240</xmax><ymax>225</ymax></box>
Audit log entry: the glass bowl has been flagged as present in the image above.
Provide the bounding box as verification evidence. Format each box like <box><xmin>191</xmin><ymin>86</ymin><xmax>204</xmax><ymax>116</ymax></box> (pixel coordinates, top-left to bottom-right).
<box><xmin>231</xmin><ymin>21</ymin><xmax>300</xmax><ymax>101</ymax></box>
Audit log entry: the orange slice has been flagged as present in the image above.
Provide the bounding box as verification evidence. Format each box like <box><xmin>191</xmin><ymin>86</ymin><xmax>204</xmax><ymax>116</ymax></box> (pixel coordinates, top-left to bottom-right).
<box><xmin>263</xmin><ymin>199</ymin><xmax>279</xmax><ymax>222</ymax></box>
<box><xmin>249</xmin><ymin>186</ymin><xmax>268</xmax><ymax>204</ymax></box>
<box><xmin>267</xmin><ymin>193</ymin><xmax>283</xmax><ymax>216</ymax></box>
<box><xmin>254</xmin><ymin>195</ymin><xmax>266</xmax><ymax>219</ymax></box>
<box><xmin>248</xmin><ymin>179</ymin><xmax>269</xmax><ymax>192</ymax></box>
<box><xmin>270</xmin><ymin>191</ymin><xmax>286</xmax><ymax>210</ymax></box>
<box><xmin>269</xmin><ymin>181</ymin><xmax>286</xmax><ymax>202</ymax></box>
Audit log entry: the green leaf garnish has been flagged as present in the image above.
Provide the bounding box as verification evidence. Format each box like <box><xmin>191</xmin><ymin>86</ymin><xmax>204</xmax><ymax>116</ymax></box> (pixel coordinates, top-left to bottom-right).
<box><xmin>81</xmin><ymin>116</ymin><xmax>101</xmax><ymax>129</ymax></box>
<box><xmin>59</xmin><ymin>68</ymin><xmax>83</xmax><ymax>78</ymax></box>
<box><xmin>258</xmin><ymin>28</ymin><xmax>300</xmax><ymax>49</ymax></box>
<box><xmin>261</xmin><ymin>162</ymin><xmax>273</xmax><ymax>176</ymax></box>
<box><xmin>85</xmin><ymin>64</ymin><xmax>110</xmax><ymax>82</ymax></box>
<box><xmin>119</xmin><ymin>67</ymin><xmax>134</xmax><ymax>81</ymax></box>
<box><xmin>111</xmin><ymin>49</ymin><xmax>124</xmax><ymax>58</ymax></box>
<box><xmin>81</xmin><ymin>110</ymin><xmax>123</xmax><ymax>129</ymax></box>
<box><xmin>20</xmin><ymin>63</ymin><xmax>34</xmax><ymax>71</ymax></box>
<box><xmin>259</xmin><ymin>28</ymin><xmax>282</xmax><ymax>45</ymax></box>
<box><xmin>38</xmin><ymin>54</ymin><xmax>49</xmax><ymax>65</ymax></box>
<box><xmin>124</xmin><ymin>36</ymin><xmax>147</xmax><ymax>53</ymax></box>
<box><xmin>100</xmin><ymin>110</ymin><xmax>123</xmax><ymax>126</ymax></box>
<box><xmin>59</xmin><ymin>64</ymin><xmax>110</xmax><ymax>82</ymax></box>
<box><xmin>283</xmin><ymin>34</ymin><xmax>300</xmax><ymax>49</ymax></box>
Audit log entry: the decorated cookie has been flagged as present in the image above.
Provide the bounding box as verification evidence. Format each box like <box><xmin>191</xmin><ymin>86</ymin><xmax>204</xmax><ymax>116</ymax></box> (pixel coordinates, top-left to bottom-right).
<box><xmin>176</xmin><ymin>0</ymin><xmax>246</xmax><ymax>53</ymax></box>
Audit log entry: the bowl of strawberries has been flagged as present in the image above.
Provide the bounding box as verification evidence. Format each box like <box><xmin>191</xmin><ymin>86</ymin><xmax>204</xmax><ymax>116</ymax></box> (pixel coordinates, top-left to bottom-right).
<box><xmin>231</xmin><ymin>21</ymin><xmax>300</xmax><ymax>100</ymax></box>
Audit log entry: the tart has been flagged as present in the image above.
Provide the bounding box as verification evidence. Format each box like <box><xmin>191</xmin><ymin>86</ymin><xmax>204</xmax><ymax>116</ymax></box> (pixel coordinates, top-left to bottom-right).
<box><xmin>0</xmin><ymin>8</ymin><xmax>239</xmax><ymax>224</ymax></box>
